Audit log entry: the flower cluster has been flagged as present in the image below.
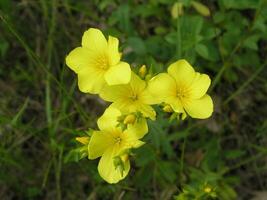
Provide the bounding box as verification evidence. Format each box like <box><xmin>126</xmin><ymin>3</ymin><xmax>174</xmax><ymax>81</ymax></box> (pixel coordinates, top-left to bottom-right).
<box><xmin>66</xmin><ymin>28</ymin><xmax>213</xmax><ymax>184</ymax></box>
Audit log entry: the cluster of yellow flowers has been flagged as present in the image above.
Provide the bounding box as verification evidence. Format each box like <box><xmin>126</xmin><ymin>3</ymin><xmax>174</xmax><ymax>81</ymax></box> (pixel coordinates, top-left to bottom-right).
<box><xmin>66</xmin><ymin>28</ymin><xmax>213</xmax><ymax>184</ymax></box>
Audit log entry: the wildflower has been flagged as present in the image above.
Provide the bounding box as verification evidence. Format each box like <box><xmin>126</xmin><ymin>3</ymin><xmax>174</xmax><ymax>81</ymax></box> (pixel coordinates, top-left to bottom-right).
<box><xmin>66</xmin><ymin>28</ymin><xmax>131</xmax><ymax>94</ymax></box>
<box><xmin>97</xmin><ymin>107</ymin><xmax>148</xmax><ymax>137</ymax></box>
<box><xmin>147</xmin><ymin>59</ymin><xmax>213</xmax><ymax>119</ymax></box>
<box><xmin>99</xmin><ymin>72</ymin><xmax>156</xmax><ymax>120</ymax></box>
<box><xmin>88</xmin><ymin>107</ymin><xmax>147</xmax><ymax>183</ymax></box>
<box><xmin>204</xmin><ymin>186</ymin><xmax>212</xmax><ymax>193</ymax></box>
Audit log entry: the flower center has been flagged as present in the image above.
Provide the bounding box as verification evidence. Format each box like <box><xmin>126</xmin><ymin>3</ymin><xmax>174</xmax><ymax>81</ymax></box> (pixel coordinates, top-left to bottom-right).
<box><xmin>114</xmin><ymin>136</ymin><xmax>122</xmax><ymax>144</ymax></box>
<box><xmin>96</xmin><ymin>55</ymin><xmax>109</xmax><ymax>70</ymax></box>
<box><xmin>130</xmin><ymin>93</ymin><xmax>139</xmax><ymax>101</ymax></box>
<box><xmin>176</xmin><ymin>84</ymin><xmax>191</xmax><ymax>99</ymax></box>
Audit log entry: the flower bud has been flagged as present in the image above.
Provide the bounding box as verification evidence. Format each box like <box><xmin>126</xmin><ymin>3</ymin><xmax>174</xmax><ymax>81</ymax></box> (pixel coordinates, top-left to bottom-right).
<box><xmin>191</xmin><ymin>1</ymin><xmax>210</xmax><ymax>17</ymax></box>
<box><xmin>75</xmin><ymin>136</ymin><xmax>89</xmax><ymax>145</ymax></box>
<box><xmin>139</xmin><ymin>65</ymin><xmax>147</xmax><ymax>78</ymax></box>
<box><xmin>171</xmin><ymin>2</ymin><xmax>183</xmax><ymax>19</ymax></box>
<box><xmin>163</xmin><ymin>105</ymin><xmax>173</xmax><ymax>113</ymax></box>
<box><xmin>123</xmin><ymin>114</ymin><xmax>136</xmax><ymax>124</ymax></box>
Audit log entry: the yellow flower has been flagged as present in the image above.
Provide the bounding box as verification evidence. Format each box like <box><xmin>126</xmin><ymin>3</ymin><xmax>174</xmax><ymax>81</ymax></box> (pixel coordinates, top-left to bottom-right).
<box><xmin>147</xmin><ymin>59</ymin><xmax>213</xmax><ymax>119</ymax></box>
<box><xmin>66</xmin><ymin>28</ymin><xmax>131</xmax><ymax>94</ymax></box>
<box><xmin>88</xmin><ymin>107</ymin><xmax>147</xmax><ymax>184</ymax></box>
<box><xmin>99</xmin><ymin>72</ymin><xmax>156</xmax><ymax>120</ymax></box>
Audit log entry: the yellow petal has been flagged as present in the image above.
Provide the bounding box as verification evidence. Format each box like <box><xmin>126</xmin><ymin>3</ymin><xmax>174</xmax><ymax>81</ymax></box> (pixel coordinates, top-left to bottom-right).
<box><xmin>146</xmin><ymin>73</ymin><xmax>177</xmax><ymax>104</ymax></box>
<box><xmin>65</xmin><ymin>47</ymin><xmax>91</xmax><ymax>73</ymax></box>
<box><xmin>189</xmin><ymin>72</ymin><xmax>211</xmax><ymax>99</ymax></box>
<box><xmin>100</xmin><ymin>84</ymin><xmax>129</xmax><ymax>102</ymax></box>
<box><xmin>98</xmin><ymin>147</ymin><xmax>130</xmax><ymax>184</ymax></box>
<box><xmin>129</xmin><ymin>72</ymin><xmax>146</xmax><ymax>94</ymax></box>
<box><xmin>111</xmin><ymin>100</ymin><xmax>136</xmax><ymax>113</ymax></box>
<box><xmin>166</xmin><ymin>96</ymin><xmax>185</xmax><ymax>113</ymax></box>
<box><xmin>77</xmin><ymin>70</ymin><xmax>106</xmax><ymax>94</ymax></box>
<box><xmin>81</xmin><ymin>28</ymin><xmax>107</xmax><ymax>51</ymax></box>
<box><xmin>105</xmin><ymin>62</ymin><xmax>131</xmax><ymax>85</ymax></box>
<box><xmin>167</xmin><ymin>59</ymin><xmax>196</xmax><ymax>86</ymax></box>
<box><xmin>138</xmin><ymin>104</ymin><xmax>156</xmax><ymax>120</ymax></box>
<box><xmin>184</xmin><ymin>94</ymin><xmax>213</xmax><ymax>119</ymax></box>
<box><xmin>97</xmin><ymin>107</ymin><xmax>121</xmax><ymax>131</ymax></box>
<box><xmin>120</xmin><ymin>131</ymin><xmax>145</xmax><ymax>149</ymax></box>
<box><xmin>88</xmin><ymin>131</ymin><xmax>115</xmax><ymax>159</ymax></box>
<box><xmin>108</xmin><ymin>36</ymin><xmax>121</xmax><ymax>66</ymax></box>
<box><xmin>127</xmin><ymin>118</ymin><xmax>148</xmax><ymax>139</ymax></box>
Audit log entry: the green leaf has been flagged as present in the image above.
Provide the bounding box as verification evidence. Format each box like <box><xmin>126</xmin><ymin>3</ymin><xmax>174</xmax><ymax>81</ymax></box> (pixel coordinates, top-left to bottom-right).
<box><xmin>195</xmin><ymin>44</ymin><xmax>209</xmax><ymax>59</ymax></box>
<box><xmin>243</xmin><ymin>35</ymin><xmax>260</xmax><ymax>50</ymax></box>
<box><xmin>127</xmin><ymin>37</ymin><xmax>147</xmax><ymax>55</ymax></box>
<box><xmin>0</xmin><ymin>39</ymin><xmax>9</xmax><ymax>58</ymax></box>
<box><xmin>225</xmin><ymin>150</ymin><xmax>245</xmax><ymax>159</ymax></box>
<box><xmin>181</xmin><ymin>16</ymin><xmax>204</xmax><ymax>50</ymax></box>
<box><xmin>195</xmin><ymin>42</ymin><xmax>219</xmax><ymax>61</ymax></box>
<box><xmin>157</xmin><ymin>161</ymin><xmax>177</xmax><ymax>183</ymax></box>
<box><xmin>220</xmin><ymin>0</ymin><xmax>260</xmax><ymax>9</ymax></box>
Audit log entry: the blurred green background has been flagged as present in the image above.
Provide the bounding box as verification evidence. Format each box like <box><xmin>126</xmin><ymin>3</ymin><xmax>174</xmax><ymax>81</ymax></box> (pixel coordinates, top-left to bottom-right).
<box><xmin>1</xmin><ymin>0</ymin><xmax>267</xmax><ymax>199</ymax></box>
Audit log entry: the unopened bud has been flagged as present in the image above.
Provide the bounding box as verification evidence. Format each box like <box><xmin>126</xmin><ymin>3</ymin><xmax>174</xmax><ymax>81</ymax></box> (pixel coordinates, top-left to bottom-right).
<box><xmin>139</xmin><ymin>65</ymin><xmax>147</xmax><ymax>78</ymax></box>
<box><xmin>171</xmin><ymin>2</ymin><xmax>183</xmax><ymax>19</ymax></box>
<box><xmin>191</xmin><ymin>1</ymin><xmax>210</xmax><ymax>17</ymax></box>
<box><xmin>163</xmin><ymin>105</ymin><xmax>173</xmax><ymax>113</ymax></box>
<box><xmin>75</xmin><ymin>136</ymin><xmax>89</xmax><ymax>145</ymax></box>
<box><xmin>123</xmin><ymin>114</ymin><xmax>136</xmax><ymax>124</ymax></box>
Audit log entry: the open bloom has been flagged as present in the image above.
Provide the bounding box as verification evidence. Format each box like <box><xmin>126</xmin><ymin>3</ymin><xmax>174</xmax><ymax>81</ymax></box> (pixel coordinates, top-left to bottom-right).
<box><xmin>66</xmin><ymin>28</ymin><xmax>131</xmax><ymax>94</ymax></box>
<box><xmin>88</xmin><ymin>107</ymin><xmax>147</xmax><ymax>184</ymax></box>
<box><xmin>147</xmin><ymin>59</ymin><xmax>213</xmax><ymax>119</ymax></box>
<box><xmin>99</xmin><ymin>72</ymin><xmax>156</xmax><ymax>120</ymax></box>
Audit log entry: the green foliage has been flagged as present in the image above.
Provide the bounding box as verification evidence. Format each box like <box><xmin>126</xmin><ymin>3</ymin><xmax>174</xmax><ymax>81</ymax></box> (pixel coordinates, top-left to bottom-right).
<box><xmin>1</xmin><ymin>0</ymin><xmax>267</xmax><ymax>199</ymax></box>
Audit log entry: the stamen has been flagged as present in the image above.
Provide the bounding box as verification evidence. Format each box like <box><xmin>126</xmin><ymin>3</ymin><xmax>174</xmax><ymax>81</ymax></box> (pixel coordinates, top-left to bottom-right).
<box><xmin>95</xmin><ymin>55</ymin><xmax>109</xmax><ymax>70</ymax></box>
<box><xmin>115</xmin><ymin>136</ymin><xmax>122</xmax><ymax>144</ymax></box>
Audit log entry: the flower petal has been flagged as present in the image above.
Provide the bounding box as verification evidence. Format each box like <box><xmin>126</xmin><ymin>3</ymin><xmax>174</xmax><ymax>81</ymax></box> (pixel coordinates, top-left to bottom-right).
<box><xmin>129</xmin><ymin>72</ymin><xmax>146</xmax><ymax>94</ymax></box>
<box><xmin>77</xmin><ymin>70</ymin><xmax>106</xmax><ymax>94</ymax></box>
<box><xmin>82</xmin><ymin>28</ymin><xmax>107</xmax><ymax>51</ymax></box>
<box><xmin>127</xmin><ymin>118</ymin><xmax>148</xmax><ymax>139</ymax></box>
<box><xmin>104</xmin><ymin>62</ymin><xmax>131</xmax><ymax>85</ymax></box>
<box><xmin>189</xmin><ymin>72</ymin><xmax>211</xmax><ymax>99</ymax></box>
<box><xmin>146</xmin><ymin>73</ymin><xmax>177</xmax><ymax>104</ymax></box>
<box><xmin>184</xmin><ymin>94</ymin><xmax>213</xmax><ymax>119</ymax></box>
<box><xmin>88</xmin><ymin>131</ymin><xmax>115</xmax><ymax>159</ymax></box>
<box><xmin>97</xmin><ymin>107</ymin><xmax>121</xmax><ymax>131</ymax></box>
<box><xmin>108</xmin><ymin>36</ymin><xmax>121</xmax><ymax>66</ymax></box>
<box><xmin>98</xmin><ymin>147</ymin><xmax>130</xmax><ymax>184</ymax></box>
<box><xmin>166</xmin><ymin>96</ymin><xmax>184</xmax><ymax>113</ymax></box>
<box><xmin>167</xmin><ymin>59</ymin><xmax>196</xmax><ymax>86</ymax></box>
<box><xmin>65</xmin><ymin>47</ymin><xmax>92</xmax><ymax>73</ymax></box>
<box><xmin>138</xmin><ymin>104</ymin><xmax>156</xmax><ymax>120</ymax></box>
<box><xmin>100</xmin><ymin>84</ymin><xmax>130</xmax><ymax>102</ymax></box>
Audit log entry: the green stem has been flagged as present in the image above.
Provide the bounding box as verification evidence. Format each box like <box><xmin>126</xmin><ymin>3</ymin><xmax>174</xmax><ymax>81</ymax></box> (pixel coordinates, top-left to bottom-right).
<box><xmin>223</xmin><ymin>63</ymin><xmax>266</xmax><ymax>105</ymax></box>
<box><xmin>176</xmin><ymin>1</ymin><xmax>182</xmax><ymax>59</ymax></box>
<box><xmin>180</xmin><ymin>137</ymin><xmax>186</xmax><ymax>178</ymax></box>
